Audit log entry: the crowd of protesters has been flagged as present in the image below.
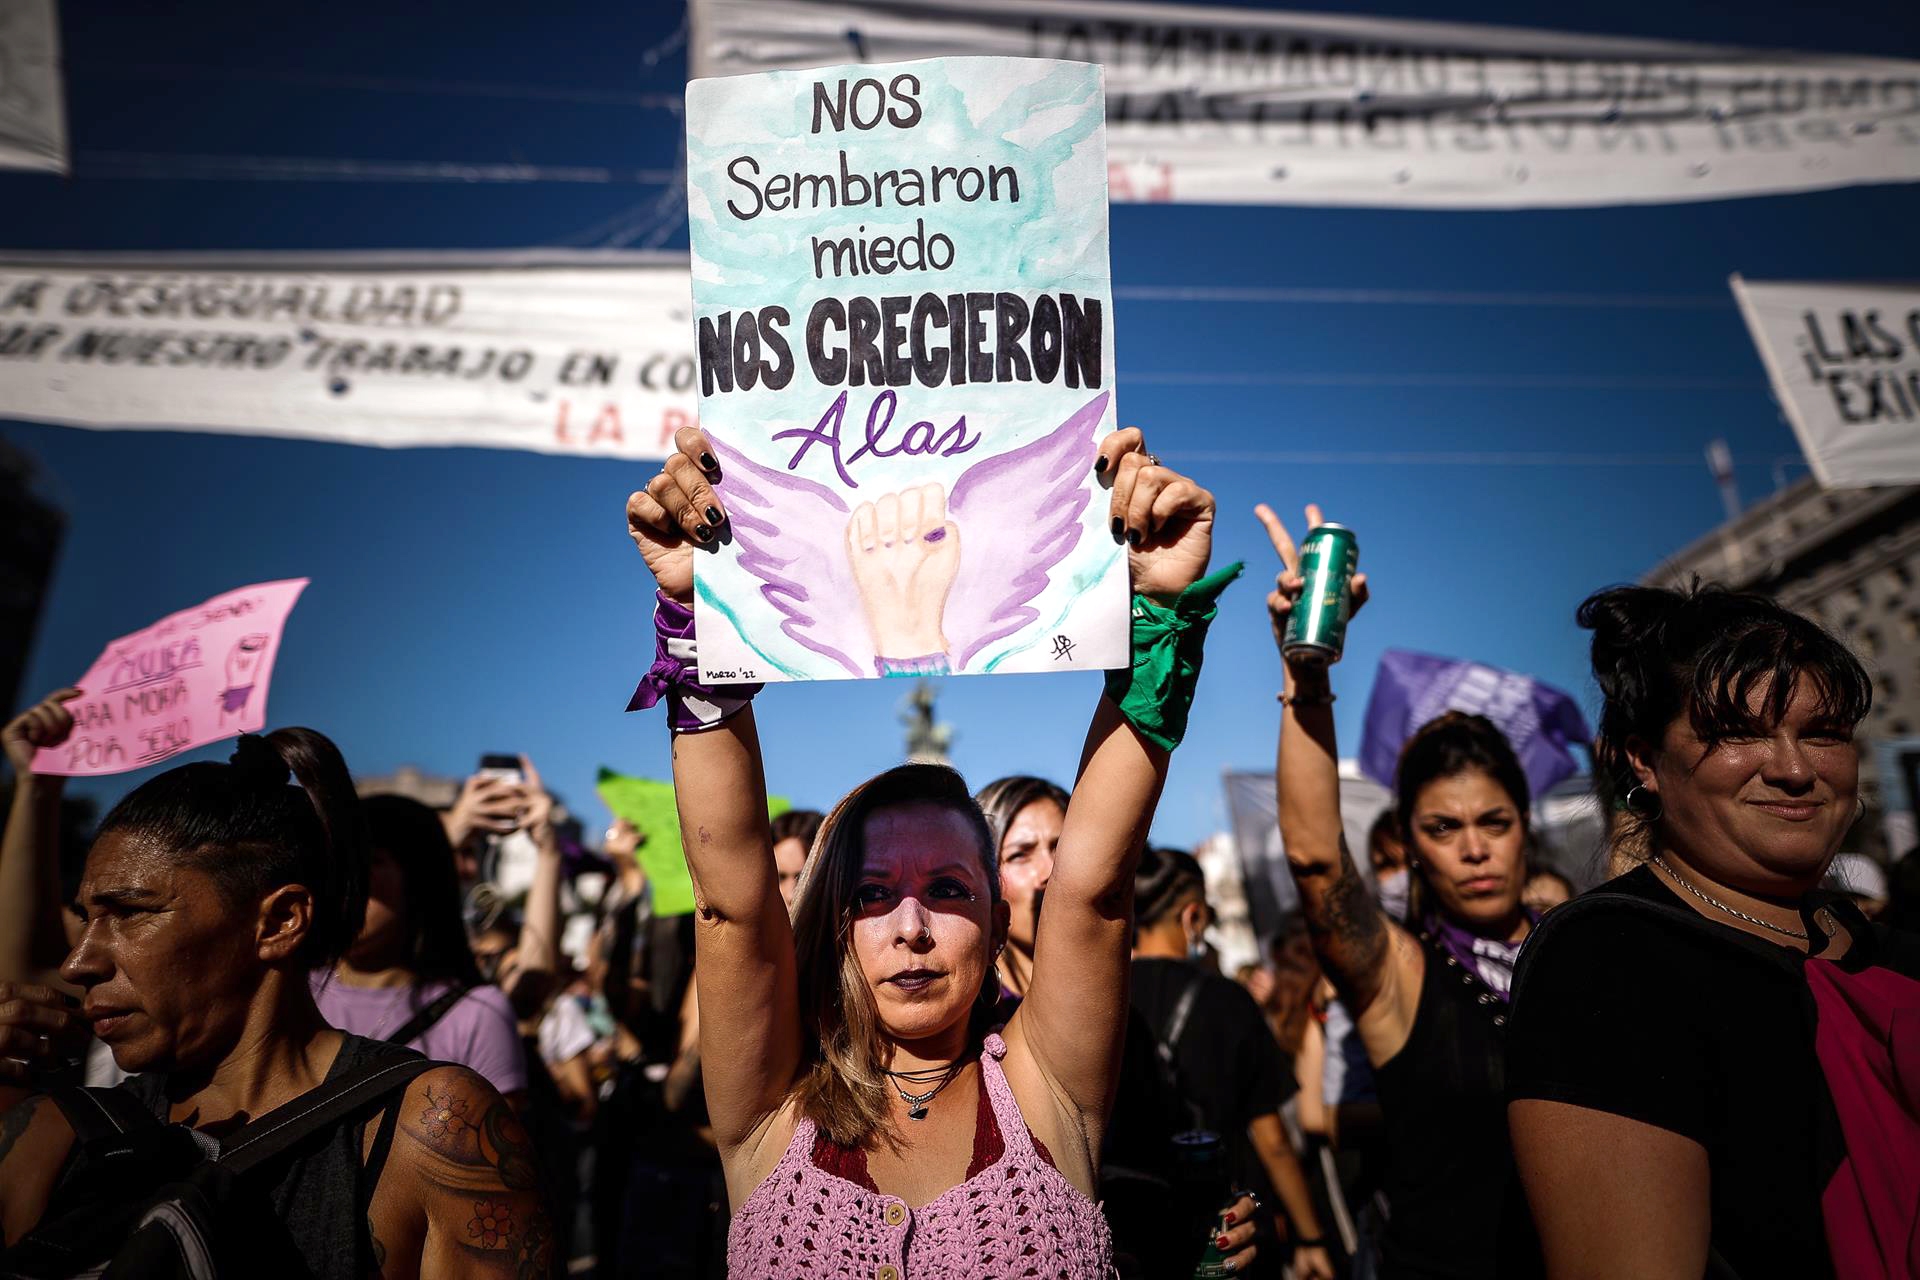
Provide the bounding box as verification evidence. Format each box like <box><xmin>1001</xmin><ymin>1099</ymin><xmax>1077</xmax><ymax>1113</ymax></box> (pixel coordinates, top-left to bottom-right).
<box><xmin>0</xmin><ymin>429</ymin><xmax>1915</xmax><ymax>1279</ymax></box>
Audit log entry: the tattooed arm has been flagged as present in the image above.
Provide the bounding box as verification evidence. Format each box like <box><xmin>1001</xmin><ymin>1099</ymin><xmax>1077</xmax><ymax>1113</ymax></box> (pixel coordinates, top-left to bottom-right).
<box><xmin>1262</xmin><ymin>504</ymin><xmax>1423</xmax><ymax>1063</ymax></box>
<box><xmin>371</xmin><ymin>1065</ymin><xmax>557</xmax><ymax>1280</ymax></box>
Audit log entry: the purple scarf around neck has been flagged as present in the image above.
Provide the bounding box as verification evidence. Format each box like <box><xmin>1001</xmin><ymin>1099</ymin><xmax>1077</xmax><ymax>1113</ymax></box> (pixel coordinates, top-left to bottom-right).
<box><xmin>1424</xmin><ymin>909</ymin><xmax>1539</xmax><ymax>1000</ymax></box>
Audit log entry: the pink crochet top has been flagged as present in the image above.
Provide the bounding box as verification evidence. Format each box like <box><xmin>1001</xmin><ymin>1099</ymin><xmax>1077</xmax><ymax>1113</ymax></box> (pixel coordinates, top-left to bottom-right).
<box><xmin>727</xmin><ymin>1033</ymin><xmax>1114</xmax><ymax>1279</ymax></box>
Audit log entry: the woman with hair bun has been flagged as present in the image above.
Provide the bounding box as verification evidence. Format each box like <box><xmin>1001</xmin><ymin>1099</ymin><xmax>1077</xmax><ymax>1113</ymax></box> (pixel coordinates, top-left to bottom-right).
<box><xmin>1507</xmin><ymin>584</ymin><xmax>1920</xmax><ymax>1280</ymax></box>
<box><xmin>0</xmin><ymin>729</ymin><xmax>555</xmax><ymax>1279</ymax></box>
<box><xmin>1260</xmin><ymin>503</ymin><xmax>1542</xmax><ymax>1278</ymax></box>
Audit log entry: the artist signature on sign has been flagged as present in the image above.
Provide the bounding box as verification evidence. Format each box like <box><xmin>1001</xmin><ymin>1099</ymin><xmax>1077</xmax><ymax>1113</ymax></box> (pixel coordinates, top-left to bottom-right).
<box><xmin>1051</xmin><ymin>635</ymin><xmax>1076</xmax><ymax>662</ymax></box>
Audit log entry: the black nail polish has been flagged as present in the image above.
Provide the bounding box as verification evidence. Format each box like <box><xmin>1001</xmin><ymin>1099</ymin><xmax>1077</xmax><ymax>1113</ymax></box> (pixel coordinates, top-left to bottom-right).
<box><xmin>694</xmin><ymin>524</ymin><xmax>712</xmax><ymax>542</ymax></box>
<box><xmin>699</xmin><ymin>452</ymin><xmax>719</xmax><ymax>472</ymax></box>
<box><xmin>705</xmin><ymin>505</ymin><xmax>723</xmax><ymax>525</ymax></box>
<box><xmin>1127</xmin><ymin>529</ymin><xmax>1141</xmax><ymax>548</ymax></box>
<box><xmin>1111</xmin><ymin>516</ymin><xmax>1124</xmax><ymax>540</ymax></box>
<box><xmin>1094</xmin><ymin>455</ymin><xmax>1109</xmax><ymax>475</ymax></box>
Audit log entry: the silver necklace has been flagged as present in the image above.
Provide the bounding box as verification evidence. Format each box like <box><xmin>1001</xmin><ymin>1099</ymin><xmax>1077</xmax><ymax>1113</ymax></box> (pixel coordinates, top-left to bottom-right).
<box><xmin>1651</xmin><ymin>855</ymin><xmax>1808</xmax><ymax>941</ymax></box>
<box><xmin>882</xmin><ymin>1060</ymin><xmax>965</xmax><ymax>1120</ymax></box>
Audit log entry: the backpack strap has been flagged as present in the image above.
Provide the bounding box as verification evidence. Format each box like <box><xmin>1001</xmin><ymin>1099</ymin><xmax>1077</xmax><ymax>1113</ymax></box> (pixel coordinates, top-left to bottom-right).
<box><xmin>216</xmin><ymin>1054</ymin><xmax>439</xmax><ymax>1176</ymax></box>
<box><xmin>383</xmin><ymin>985</ymin><xmax>473</xmax><ymax>1047</ymax></box>
<box><xmin>47</xmin><ymin>1084</ymin><xmax>163</xmax><ymax>1144</ymax></box>
<box><xmin>1155</xmin><ymin>973</ymin><xmax>1205</xmax><ymax>1070</ymax></box>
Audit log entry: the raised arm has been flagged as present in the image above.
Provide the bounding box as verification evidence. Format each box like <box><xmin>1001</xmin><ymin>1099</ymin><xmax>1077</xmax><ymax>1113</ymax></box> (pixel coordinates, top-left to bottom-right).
<box><xmin>502</xmin><ymin>757</ymin><xmax>562</xmax><ymax>1020</ymax></box>
<box><xmin>1260</xmin><ymin>506</ymin><xmax>1418</xmax><ymax>1045</ymax></box>
<box><xmin>1012</xmin><ymin>432</ymin><xmax>1217</xmax><ymax>1127</ymax></box>
<box><xmin>0</xmin><ymin>690</ymin><xmax>83</xmax><ymax>987</ymax></box>
<box><xmin>625</xmin><ymin>428</ymin><xmax>800</xmax><ymax>1162</ymax></box>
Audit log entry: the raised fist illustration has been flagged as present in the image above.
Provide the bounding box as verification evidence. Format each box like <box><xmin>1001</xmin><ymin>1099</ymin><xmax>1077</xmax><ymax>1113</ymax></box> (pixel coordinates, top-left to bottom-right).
<box><xmin>846</xmin><ymin>482</ymin><xmax>961</xmax><ymax>665</ymax></box>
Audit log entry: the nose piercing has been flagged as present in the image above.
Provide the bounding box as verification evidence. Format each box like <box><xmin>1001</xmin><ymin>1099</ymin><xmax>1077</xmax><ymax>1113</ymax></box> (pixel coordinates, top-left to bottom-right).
<box><xmin>917</xmin><ymin>926</ymin><xmax>932</xmax><ymax>945</ymax></box>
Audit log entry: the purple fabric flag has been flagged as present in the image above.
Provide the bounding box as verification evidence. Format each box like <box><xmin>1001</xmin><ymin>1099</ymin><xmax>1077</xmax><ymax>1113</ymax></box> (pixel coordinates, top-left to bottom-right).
<box><xmin>1359</xmin><ymin>649</ymin><xmax>1593</xmax><ymax>800</ymax></box>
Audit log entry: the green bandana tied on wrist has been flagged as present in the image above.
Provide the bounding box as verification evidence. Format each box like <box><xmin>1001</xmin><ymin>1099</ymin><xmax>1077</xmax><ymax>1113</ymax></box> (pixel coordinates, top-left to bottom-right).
<box><xmin>1104</xmin><ymin>560</ymin><xmax>1243</xmax><ymax>751</ymax></box>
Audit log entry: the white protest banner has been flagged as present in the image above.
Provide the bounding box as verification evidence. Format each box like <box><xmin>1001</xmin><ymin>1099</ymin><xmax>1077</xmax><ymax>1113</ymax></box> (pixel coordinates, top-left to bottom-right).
<box><xmin>1731</xmin><ymin>276</ymin><xmax>1920</xmax><ymax>488</ymax></box>
<box><xmin>0</xmin><ymin>0</ymin><xmax>66</xmax><ymax>175</ymax></box>
<box><xmin>37</xmin><ymin>579</ymin><xmax>308</xmax><ymax>777</ymax></box>
<box><xmin>691</xmin><ymin>0</ymin><xmax>1920</xmax><ymax>209</ymax></box>
<box><xmin>685</xmin><ymin>57</ymin><xmax>1128</xmax><ymax>683</ymax></box>
<box><xmin>0</xmin><ymin>251</ymin><xmax>697</xmax><ymax>459</ymax></box>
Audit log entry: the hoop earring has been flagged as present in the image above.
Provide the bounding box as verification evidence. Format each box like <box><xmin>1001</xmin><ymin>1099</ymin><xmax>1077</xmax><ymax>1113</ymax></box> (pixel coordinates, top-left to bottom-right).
<box><xmin>1624</xmin><ymin>785</ymin><xmax>1663</xmax><ymax>820</ymax></box>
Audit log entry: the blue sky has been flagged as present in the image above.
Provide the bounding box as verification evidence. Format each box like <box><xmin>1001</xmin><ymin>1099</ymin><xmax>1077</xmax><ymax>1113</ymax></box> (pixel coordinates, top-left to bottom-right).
<box><xmin>4</xmin><ymin>0</ymin><xmax>1917</xmax><ymax>847</ymax></box>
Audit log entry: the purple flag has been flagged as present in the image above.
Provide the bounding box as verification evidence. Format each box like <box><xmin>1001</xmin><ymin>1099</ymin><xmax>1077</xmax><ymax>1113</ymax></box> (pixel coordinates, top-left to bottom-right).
<box><xmin>1359</xmin><ymin>649</ymin><xmax>1592</xmax><ymax>800</ymax></box>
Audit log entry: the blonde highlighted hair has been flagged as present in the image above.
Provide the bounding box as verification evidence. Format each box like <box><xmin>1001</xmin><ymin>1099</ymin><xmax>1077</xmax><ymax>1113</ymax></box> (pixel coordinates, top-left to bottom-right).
<box><xmin>787</xmin><ymin>763</ymin><xmax>1004</xmax><ymax>1150</ymax></box>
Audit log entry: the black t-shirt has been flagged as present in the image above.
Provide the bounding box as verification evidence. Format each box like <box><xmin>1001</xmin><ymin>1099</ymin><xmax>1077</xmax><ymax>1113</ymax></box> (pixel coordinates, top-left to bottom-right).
<box><xmin>1506</xmin><ymin>864</ymin><xmax>1913</xmax><ymax>1279</ymax></box>
<box><xmin>1130</xmin><ymin>957</ymin><xmax>1295</xmax><ymax>1202</ymax></box>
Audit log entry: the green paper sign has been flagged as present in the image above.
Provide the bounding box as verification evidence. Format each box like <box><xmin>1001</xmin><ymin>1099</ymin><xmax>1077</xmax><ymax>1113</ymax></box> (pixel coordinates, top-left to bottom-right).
<box><xmin>596</xmin><ymin>766</ymin><xmax>790</xmax><ymax>917</ymax></box>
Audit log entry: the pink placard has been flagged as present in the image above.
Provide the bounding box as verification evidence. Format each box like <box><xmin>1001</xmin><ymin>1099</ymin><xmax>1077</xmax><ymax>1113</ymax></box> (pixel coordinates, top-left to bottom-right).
<box><xmin>34</xmin><ymin>579</ymin><xmax>310</xmax><ymax>776</ymax></box>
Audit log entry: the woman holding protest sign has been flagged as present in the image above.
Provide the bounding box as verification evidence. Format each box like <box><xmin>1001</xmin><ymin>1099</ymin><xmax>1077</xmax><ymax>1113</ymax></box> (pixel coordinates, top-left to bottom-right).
<box><xmin>624</xmin><ymin>424</ymin><xmax>1239</xmax><ymax>1278</ymax></box>
<box><xmin>1261</xmin><ymin>502</ymin><xmax>1543</xmax><ymax>1278</ymax></box>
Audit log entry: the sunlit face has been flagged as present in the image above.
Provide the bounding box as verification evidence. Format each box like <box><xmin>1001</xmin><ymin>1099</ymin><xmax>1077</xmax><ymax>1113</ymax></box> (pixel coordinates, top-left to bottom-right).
<box><xmin>1409</xmin><ymin>770</ymin><xmax>1529</xmax><ymax>928</ymax></box>
<box><xmin>774</xmin><ymin>837</ymin><xmax>810</xmax><ymax>910</ymax></box>
<box><xmin>604</xmin><ymin>818</ymin><xmax>641</xmax><ymax>862</ymax></box>
<box><xmin>470</xmin><ymin>929</ymin><xmax>518</xmax><ymax>988</ymax></box>
<box><xmin>996</xmin><ymin>800</ymin><xmax>1063</xmax><ymax>952</ymax></box>
<box><xmin>852</xmin><ymin>804</ymin><xmax>1007</xmax><ymax>1047</ymax></box>
<box><xmin>1522</xmin><ymin>873</ymin><xmax>1573</xmax><ymax>913</ymax></box>
<box><xmin>1369</xmin><ymin>828</ymin><xmax>1407</xmax><ymax>881</ymax></box>
<box><xmin>347</xmin><ymin>844</ymin><xmax>406</xmax><ymax>964</ymax></box>
<box><xmin>63</xmin><ymin>830</ymin><xmax>278</xmax><ymax>1074</ymax></box>
<box><xmin>1637</xmin><ymin>675</ymin><xmax>1858</xmax><ymax>895</ymax></box>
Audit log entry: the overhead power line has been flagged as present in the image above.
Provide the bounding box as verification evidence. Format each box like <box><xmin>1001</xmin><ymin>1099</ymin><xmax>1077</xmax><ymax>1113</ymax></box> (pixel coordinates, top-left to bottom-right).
<box><xmin>1159</xmin><ymin>450</ymin><xmax>1803</xmax><ymax>468</ymax></box>
<box><xmin>75</xmin><ymin>151</ymin><xmax>681</xmax><ymax>185</ymax></box>
<box><xmin>1127</xmin><ymin>372</ymin><xmax>1756</xmax><ymax>390</ymax></box>
<box><xmin>1114</xmin><ymin>285</ymin><xmax>1730</xmax><ymax>310</ymax></box>
<box><xmin>77</xmin><ymin>63</ymin><xmax>686</xmax><ymax>111</ymax></box>
<box><xmin>74</xmin><ymin>18</ymin><xmax>691</xmax><ymax>111</ymax></box>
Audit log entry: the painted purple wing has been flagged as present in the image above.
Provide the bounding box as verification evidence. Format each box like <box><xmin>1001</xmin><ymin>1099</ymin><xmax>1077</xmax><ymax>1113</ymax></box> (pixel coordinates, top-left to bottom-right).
<box><xmin>710</xmin><ymin>437</ymin><xmax>874</xmax><ymax>678</ymax></box>
<box><xmin>944</xmin><ymin>391</ymin><xmax>1111</xmax><ymax>670</ymax></box>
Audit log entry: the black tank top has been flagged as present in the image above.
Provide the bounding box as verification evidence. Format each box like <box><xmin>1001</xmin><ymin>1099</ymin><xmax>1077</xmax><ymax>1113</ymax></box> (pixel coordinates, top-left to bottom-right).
<box><xmin>117</xmin><ymin>1033</ymin><xmax>413</xmax><ymax>1280</ymax></box>
<box><xmin>1370</xmin><ymin>933</ymin><xmax>1536</xmax><ymax>1280</ymax></box>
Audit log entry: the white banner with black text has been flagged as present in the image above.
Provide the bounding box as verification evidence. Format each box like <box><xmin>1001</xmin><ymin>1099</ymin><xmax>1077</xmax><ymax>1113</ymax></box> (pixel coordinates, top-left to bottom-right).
<box><xmin>0</xmin><ymin>251</ymin><xmax>698</xmax><ymax>459</ymax></box>
<box><xmin>690</xmin><ymin>0</ymin><xmax>1920</xmax><ymax>208</ymax></box>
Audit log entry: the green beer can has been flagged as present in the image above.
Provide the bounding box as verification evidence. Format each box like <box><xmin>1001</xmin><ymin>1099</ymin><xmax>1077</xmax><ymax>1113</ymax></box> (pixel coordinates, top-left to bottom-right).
<box><xmin>1283</xmin><ymin>522</ymin><xmax>1359</xmax><ymax>666</ymax></box>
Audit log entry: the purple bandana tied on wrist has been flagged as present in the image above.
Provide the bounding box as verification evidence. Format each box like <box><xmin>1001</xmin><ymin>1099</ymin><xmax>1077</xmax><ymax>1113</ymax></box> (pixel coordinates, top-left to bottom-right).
<box><xmin>627</xmin><ymin>592</ymin><xmax>762</xmax><ymax>732</ymax></box>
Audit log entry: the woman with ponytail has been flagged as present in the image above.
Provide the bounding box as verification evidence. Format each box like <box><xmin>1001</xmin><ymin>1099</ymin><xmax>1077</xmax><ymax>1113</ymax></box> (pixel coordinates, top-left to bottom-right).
<box><xmin>1260</xmin><ymin>502</ymin><xmax>1543</xmax><ymax>1278</ymax></box>
<box><xmin>1507</xmin><ymin>584</ymin><xmax>1920</xmax><ymax>1280</ymax></box>
<box><xmin>0</xmin><ymin>730</ymin><xmax>556</xmax><ymax>1278</ymax></box>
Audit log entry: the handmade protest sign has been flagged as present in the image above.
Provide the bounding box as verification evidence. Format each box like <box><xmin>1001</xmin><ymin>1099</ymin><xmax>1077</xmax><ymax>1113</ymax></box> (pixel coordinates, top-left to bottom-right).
<box><xmin>34</xmin><ymin>579</ymin><xmax>308</xmax><ymax>776</ymax></box>
<box><xmin>596</xmin><ymin>768</ymin><xmax>791</xmax><ymax>917</ymax></box>
<box><xmin>683</xmin><ymin>56</ymin><xmax>1127</xmax><ymax>683</ymax></box>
